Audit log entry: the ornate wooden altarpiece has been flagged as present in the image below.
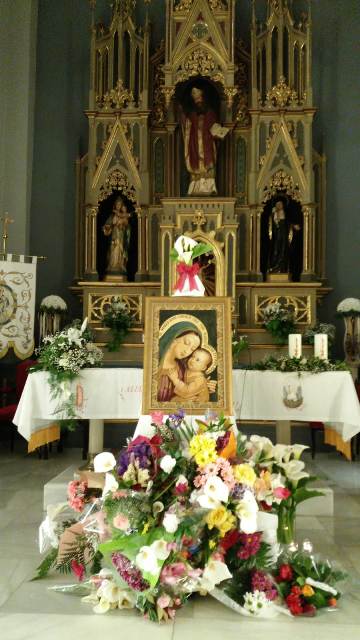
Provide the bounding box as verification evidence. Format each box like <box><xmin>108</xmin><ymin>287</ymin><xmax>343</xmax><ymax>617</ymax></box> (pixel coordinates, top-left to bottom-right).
<box><xmin>73</xmin><ymin>0</ymin><xmax>328</xmax><ymax>364</ymax></box>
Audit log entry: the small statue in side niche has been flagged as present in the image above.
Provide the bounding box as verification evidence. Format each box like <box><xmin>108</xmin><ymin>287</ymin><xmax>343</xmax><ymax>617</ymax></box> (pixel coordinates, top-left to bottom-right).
<box><xmin>103</xmin><ymin>196</ymin><xmax>131</xmax><ymax>280</ymax></box>
<box><xmin>268</xmin><ymin>200</ymin><xmax>300</xmax><ymax>276</ymax></box>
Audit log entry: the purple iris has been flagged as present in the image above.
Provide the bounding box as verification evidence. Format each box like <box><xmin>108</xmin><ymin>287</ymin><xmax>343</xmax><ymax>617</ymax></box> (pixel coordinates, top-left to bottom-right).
<box><xmin>169</xmin><ymin>409</ymin><xmax>186</xmax><ymax>429</ymax></box>
<box><xmin>117</xmin><ymin>442</ymin><xmax>152</xmax><ymax>475</ymax></box>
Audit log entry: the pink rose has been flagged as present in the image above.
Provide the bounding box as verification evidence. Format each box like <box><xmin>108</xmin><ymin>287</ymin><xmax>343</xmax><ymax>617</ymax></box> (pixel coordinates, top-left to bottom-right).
<box><xmin>150</xmin><ymin>411</ymin><xmax>165</xmax><ymax>426</ymax></box>
<box><xmin>157</xmin><ymin>594</ymin><xmax>171</xmax><ymax>609</ymax></box>
<box><xmin>273</xmin><ymin>487</ymin><xmax>291</xmax><ymax>500</ymax></box>
<box><xmin>160</xmin><ymin>562</ymin><xmax>186</xmax><ymax>585</ymax></box>
<box><xmin>113</xmin><ymin>514</ymin><xmax>130</xmax><ymax>531</ymax></box>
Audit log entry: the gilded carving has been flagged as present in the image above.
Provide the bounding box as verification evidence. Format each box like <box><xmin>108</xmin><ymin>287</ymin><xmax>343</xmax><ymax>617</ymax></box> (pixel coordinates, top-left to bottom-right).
<box><xmin>263</xmin><ymin>170</ymin><xmax>301</xmax><ymax>202</ymax></box>
<box><xmin>265</xmin><ymin>76</ymin><xmax>299</xmax><ymax>109</ymax></box>
<box><xmin>96</xmin><ymin>80</ymin><xmax>133</xmax><ymax>111</ymax></box>
<box><xmin>89</xmin><ymin>293</ymin><xmax>142</xmax><ymax>323</ymax></box>
<box><xmin>224</xmin><ymin>86</ymin><xmax>238</xmax><ymax>108</ymax></box>
<box><xmin>98</xmin><ymin>169</ymin><xmax>136</xmax><ymax>203</ymax></box>
<box><xmin>176</xmin><ymin>49</ymin><xmax>224</xmax><ymax>85</ymax></box>
<box><xmin>255</xmin><ymin>295</ymin><xmax>311</xmax><ymax>325</ymax></box>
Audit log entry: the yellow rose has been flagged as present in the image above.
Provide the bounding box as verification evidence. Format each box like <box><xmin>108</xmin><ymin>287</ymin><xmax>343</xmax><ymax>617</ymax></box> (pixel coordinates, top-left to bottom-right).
<box><xmin>206</xmin><ymin>507</ymin><xmax>236</xmax><ymax>537</ymax></box>
<box><xmin>302</xmin><ymin>585</ymin><xmax>315</xmax><ymax>597</ymax></box>
<box><xmin>233</xmin><ymin>464</ymin><xmax>257</xmax><ymax>487</ymax></box>
<box><xmin>206</xmin><ymin>506</ymin><xmax>228</xmax><ymax>530</ymax></box>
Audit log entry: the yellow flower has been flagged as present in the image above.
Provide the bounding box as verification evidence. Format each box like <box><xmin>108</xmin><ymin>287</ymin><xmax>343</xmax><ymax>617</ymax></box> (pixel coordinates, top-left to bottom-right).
<box><xmin>141</xmin><ymin>521</ymin><xmax>150</xmax><ymax>535</ymax></box>
<box><xmin>233</xmin><ymin>464</ymin><xmax>257</xmax><ymax>487</ymax></box>
<box><xmin>189</xmin><ymin>434</ymin><xmax>217</xmax><ymax>467</ymax></box>
<box><xmin>302</xmin><ymin>585</ymin><xmax>315</xmax><ymax>597</ymax></box>
<box><xmin>208</xmin><ymin>540</ymin><xmax>216</xmax><ymax>549</ymax></box>
<box><xmin>206</xmin><ymin>506</ymin><xmax>236</xmax><ymax>538</ymax></box>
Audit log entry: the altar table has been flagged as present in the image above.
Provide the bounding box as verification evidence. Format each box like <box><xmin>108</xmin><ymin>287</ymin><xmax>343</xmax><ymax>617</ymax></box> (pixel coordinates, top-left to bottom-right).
<box><xmin>14</xmin><ymin>368</ymin><xmax>360</xmax><ymax>454</ymax></box>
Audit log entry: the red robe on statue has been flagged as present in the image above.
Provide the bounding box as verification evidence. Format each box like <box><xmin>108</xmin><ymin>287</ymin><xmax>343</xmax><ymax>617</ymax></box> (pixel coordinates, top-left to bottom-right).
<box><xmin>187</xmin><ymin>110</ymin><xmax>217</xmax><ymax>172</ymax></box>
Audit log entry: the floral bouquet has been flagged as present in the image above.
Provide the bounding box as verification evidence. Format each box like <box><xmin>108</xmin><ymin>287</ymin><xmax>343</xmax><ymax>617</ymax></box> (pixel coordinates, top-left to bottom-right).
<box><xmin>303</xmin><ymin>323</ymin><xmax>336</xmax><ymax>347</ymax></box>
<box><xmin>32</xmin><ymin>318</ymin><xmax>103</xmax><ymax>428</ymax></box>
<box><xmin>102</xmin><ymin>297</ymin><xmax>132</xmax><ymax>352</ymax></box>
<box><xmin>35</xmin><ymin>412</ymin><xmax>345</xmax><ymax>621</ymax></box>
<box><xmin>170</xmin><ymin>235</ymin><xmax>213</xmax><ymax>297</ymax></box>
<box><xmin>254</xmin><ymin>355</ymin><xmax>348</xmax><ymax>374</ymax></box>
<box><xmin>262</xmin><ymin>303</ymin><xmax>295</xmax><ymax>344</ymax></box>
<box><xmin>337</xmin><ymin>298</ymin><xmax>360</xmax><ymax>317</ymax></box>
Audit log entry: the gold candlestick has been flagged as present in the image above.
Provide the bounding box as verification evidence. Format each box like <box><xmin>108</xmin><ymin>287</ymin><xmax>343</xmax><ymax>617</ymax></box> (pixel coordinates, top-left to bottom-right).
<box><xmin>0</xmin><ymin>214</ymin><xmax>14</xmax><ymax>255</ymax></box>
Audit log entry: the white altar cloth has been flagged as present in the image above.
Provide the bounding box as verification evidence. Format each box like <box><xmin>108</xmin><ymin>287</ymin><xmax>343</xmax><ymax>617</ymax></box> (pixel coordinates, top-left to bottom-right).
<box><xmin>14</xmin><ymin>368</ymin><xmax>360</xmax><ymax>451</ymax></box>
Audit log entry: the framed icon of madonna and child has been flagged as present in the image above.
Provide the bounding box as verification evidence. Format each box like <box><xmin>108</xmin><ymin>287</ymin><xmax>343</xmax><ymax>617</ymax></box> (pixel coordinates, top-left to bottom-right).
<box><xmin>142</xmin><ymin>297</ymin><xmax>233</xmax><ymax>415</ymax></box>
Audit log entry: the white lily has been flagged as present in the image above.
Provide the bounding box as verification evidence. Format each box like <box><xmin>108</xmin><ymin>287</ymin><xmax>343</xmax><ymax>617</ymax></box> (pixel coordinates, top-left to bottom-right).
<box><xmin>81</xmin><ymin>317</ymin><xmax>88</xmax><ymax>333</ymax></box>
<box><xmin>278</xmin><ymin>459</ymin><xmax>309</xmax><ymax>486</ymax></box>
<box><xmin>94</xmin><ymin>451</ymin><xmax>117</xmax><ymax>473</ymax></box>
<box><xmin>236</xmin><ymin>490</ymin><xmax>259</xmax><ymax>534</ymax></box>
<box><xmin>201</xmin><ymin>560</ymin><xmax>232</xmax><ymax>592</ymax></box>
<box><xmin>102</xmin><ymin>472</ymin><xmax>119</xmax><ymax>497</ymax></box>
<box><xmin>67</xmin><ymin>327</ymin><xmax>83</xmax><ymax>347</ymax></box>
<box><xmin>160</xmin><ymin>454</ymin><xmax>176</xmax><ymax>474</ymax></box>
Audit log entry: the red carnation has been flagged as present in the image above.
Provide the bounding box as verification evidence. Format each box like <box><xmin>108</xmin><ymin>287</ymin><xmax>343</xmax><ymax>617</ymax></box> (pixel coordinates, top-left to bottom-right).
<box><xmin>219</xmin><ymin>529</ymin><xmax>241</xmax><ymax>552</ymax></box>
<box><xmin>278</xmin><ymin>563</ymin><xmax>293</xmax><ymax>582</ymax></box>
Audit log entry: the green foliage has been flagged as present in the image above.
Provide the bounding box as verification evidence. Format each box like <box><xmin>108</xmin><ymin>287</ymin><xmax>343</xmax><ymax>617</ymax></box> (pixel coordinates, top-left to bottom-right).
<box><xmin>102</xmin><ymin>301</ymin><xmax>132</xmax><ymax>352</ymax></box>
<box><xmin>264</xmin><ymin>317</ymin><xmax>295</xmax><ymax>344</ymax></box>
<box><xmin>32</xmin><ymin>547</ymin><xmax>59</xmax><ymax>580</ymax></box>
<box><xmin>254</xmin><ymin>355</ymin><xmax>349</xmax><ymax>373</ymax></box>
<box><xmin>55</xmin><ymin>532</ymin><xmax>96</xmax><ymax>575</ymax></box>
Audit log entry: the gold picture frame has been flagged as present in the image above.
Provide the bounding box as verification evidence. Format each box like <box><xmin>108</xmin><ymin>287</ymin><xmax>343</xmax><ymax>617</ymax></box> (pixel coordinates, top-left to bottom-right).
<box><xmin>142</xmin><ymin>297</ymin><xmax>233</xmax><ymax>415</ymax></box>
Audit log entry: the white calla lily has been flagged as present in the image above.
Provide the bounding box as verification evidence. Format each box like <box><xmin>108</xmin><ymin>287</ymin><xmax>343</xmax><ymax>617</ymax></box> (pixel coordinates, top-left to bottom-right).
<box><xmin>81</xmin><ymin>317</ymin><xmax>88</xmax><ymax>333</ymax></box>
<box><xmin>163</xmin><ymin>512</ymin><xmax>179</xmax><ymax>533</ymax></box>
<box><xmin>135</xmin><ymin>546</ymin><xmax>159</xmax><ymax>575</ymax></box>
<box><xmin>118</xmin><ymin>589</ymin><xmax>136</xmax><ymax>609</ymax></box>
<box><xmin>94</xmin><ymin>451</ymin><xmax>117</xmax><ymax>473</ymax></box>
<box><xmin>174</xmin><ymin>235</ymin><xmax>198</xmax><ymax>263</ymax></box>
<box><xmin>203</xmin><ymin>475</ymin><xmax>229</xmax><ymax>504</ymax></box>
<box><xmin>236</xmin><ymin>490</ymin><xmax>259</xmax><ymax>534</ymax></box>
<box><xmin>151</xmin><ymin>539</ymin><xmax>170</xmax><ymax>561</ymax></box>
<box><xmin>201</xmin><ymin>560</ymin><xmax>232</xmax><ymax>592</ymax></box>
<box><xmin>160</xmin><ymin>454</ymin><xmax>176</xmax><ymax>474</ymax></box>
<box><xmin>291</xmin><ymin>444</ymin><xmax>309</xmax><ymax>460</ymax></box>
<box><xmin>102</xmin><ymin>472</ymin><xmax>119</xmax><ymax>497</ymax></box>
<box><xmin>93</xmin><ymin>597</ymin><xmax>111</xmax><ymax>614</ymax></box>
<box><xmin>278</xmin><ymin>459</ymin><xmax>309</xmax><ymax>485</ymax></box>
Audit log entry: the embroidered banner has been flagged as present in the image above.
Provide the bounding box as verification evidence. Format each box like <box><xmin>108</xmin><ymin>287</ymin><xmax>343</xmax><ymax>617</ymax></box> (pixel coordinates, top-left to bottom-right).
<box><xmin>0</xmin><ymin>255</ymin><xmax>37</xmax><ymax>359</ymax></box>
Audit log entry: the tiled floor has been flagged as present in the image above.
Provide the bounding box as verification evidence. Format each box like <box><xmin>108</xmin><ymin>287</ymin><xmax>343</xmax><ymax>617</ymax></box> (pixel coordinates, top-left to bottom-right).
<box><xmin>0</xmin><ymin>447</ymin><xmax>360</xmax><ymax>640</ymax></box>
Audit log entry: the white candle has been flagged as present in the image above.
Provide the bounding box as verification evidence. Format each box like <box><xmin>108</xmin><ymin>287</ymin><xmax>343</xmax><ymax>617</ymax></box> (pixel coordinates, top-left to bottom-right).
<box><xmin>288</xmin><ymin>334</ymin><xmax>302</xmax><ymax>358</ymax></box>
<box><xmin>314</xmin><ymin>333</ymin><xmax>328</xmax><ymax>360</ymax></box>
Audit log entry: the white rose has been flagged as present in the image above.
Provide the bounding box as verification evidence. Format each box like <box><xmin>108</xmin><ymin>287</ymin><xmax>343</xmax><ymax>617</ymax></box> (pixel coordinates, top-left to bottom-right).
<box><xmin>94</xmin><ymin>451</ymin><xmax>117</xmax><ymax>473</ymax></box>
<box><xmin>160</xmin><ymin>454</ymin><xmax>176</xmax><ymax>474</ymax></box>
<box><xmin>163</xmin><ymin>512</ymin><xmax>179</xmax><ymax>533</ymax></box>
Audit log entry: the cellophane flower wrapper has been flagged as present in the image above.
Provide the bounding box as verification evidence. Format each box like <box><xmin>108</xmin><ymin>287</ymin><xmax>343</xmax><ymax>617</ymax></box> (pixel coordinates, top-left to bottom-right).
<box><xmin>34</xmin><ymin>413</ymin><xmax>348</xmax><ymax>622</ymax></box>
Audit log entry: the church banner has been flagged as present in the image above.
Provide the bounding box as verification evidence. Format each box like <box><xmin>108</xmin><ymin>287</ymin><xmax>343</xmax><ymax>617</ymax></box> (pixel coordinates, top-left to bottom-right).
<box><xmin>0</xmin><ymin>255</ymin><xmax>37</xmax><ymax>359</ymax></box>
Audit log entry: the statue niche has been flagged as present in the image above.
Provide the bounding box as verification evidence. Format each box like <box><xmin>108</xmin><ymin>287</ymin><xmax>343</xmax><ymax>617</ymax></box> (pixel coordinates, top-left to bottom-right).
<box><xmin>260</xmin><ymin>194</ymin><xmax>303</xmax><ymax>282</ymax></box>
<box><xmin>175</xmin><ymin>78</ymin><xmax>228</xmax><ymax>196</ymax></box>
<box><xmin>96</xmin><ymin>192</ymin><xmax>138</xmax><ymax>282</ymax></box>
